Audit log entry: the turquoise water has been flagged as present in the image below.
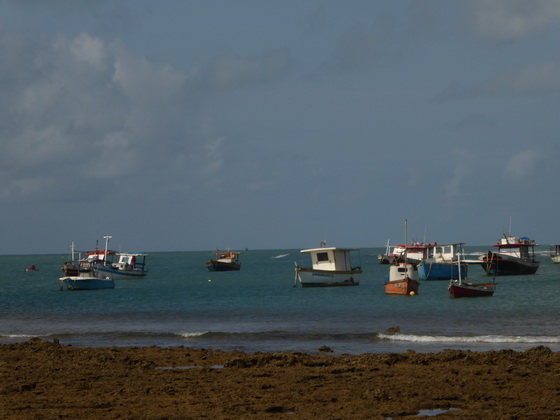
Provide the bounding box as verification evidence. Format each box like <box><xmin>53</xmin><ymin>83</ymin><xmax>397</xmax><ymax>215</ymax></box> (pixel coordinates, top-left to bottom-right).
<box><xmin>1</xmin><ymin>247</ymin><xmax>558</xmax><ymax>354</ymax></box>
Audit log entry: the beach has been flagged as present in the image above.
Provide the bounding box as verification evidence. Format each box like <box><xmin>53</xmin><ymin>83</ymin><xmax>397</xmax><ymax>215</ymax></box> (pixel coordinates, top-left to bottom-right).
<box><xmin>1</xmin><ymin>339</ymin><xmax>558</xmax><ymax>419</ymax></box>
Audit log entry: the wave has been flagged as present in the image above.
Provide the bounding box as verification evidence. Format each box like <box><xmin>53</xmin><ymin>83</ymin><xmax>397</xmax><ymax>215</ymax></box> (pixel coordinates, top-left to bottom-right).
<box><xmin>378</xmin><ymin>333</ymin><xmax>560</xmax><ymax>345</ymax></box>
<box><xmin>0</xmin><ymin>333</ymin><xmax>51</xmax><ymax>339</ymax></box>
<box><xmin>273</xmin><ymin>254</ymin><xmax>289</xmax><ymax>259</ymax></box>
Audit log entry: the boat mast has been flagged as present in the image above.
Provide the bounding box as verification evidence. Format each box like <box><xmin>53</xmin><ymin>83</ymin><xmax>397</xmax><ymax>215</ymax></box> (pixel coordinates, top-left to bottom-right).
<box><xmin>404</xmin><ymin>219</ymin><xmax>408</xmax><ymax>265</ymax></box>
<box><xmin>103</xmin><ymin>235</ymin><xmax>112</xmax><ymax>266</ymax></box>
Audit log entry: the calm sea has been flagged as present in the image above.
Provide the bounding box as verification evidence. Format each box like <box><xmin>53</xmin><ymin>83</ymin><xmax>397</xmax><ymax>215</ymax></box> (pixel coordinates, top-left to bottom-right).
<box><xmin>1</xmin><ymin>247</ymin><xmax>558</xmax><ymax>354</ymax></box>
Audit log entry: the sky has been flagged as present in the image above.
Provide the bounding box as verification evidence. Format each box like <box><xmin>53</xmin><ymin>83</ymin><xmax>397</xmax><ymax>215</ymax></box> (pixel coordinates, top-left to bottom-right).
<box><xmin>1</xmin><ymin>0</ymin><xmax>560</xmax><ymax>255</ymax></box>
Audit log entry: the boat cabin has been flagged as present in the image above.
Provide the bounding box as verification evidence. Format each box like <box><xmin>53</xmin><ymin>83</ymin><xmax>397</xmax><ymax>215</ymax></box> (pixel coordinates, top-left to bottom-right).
<box><xmin>300</xmin><ymin>247</ymin><xmax>359</xmax><ymax>271</ymax></box>
<box><xmin>115</xmin><ymin>253</ymin><xmax>147</xmax><ymax>270</ymax></box>
<box><xmin>426</xmin><ymin>243</ymin><xmax>464</xmax><ymax>262</ymax></box>
<box><xmin>494</xmin><ymin>236</ymin><xmax>536</xmax><ymax>260</ymax></box>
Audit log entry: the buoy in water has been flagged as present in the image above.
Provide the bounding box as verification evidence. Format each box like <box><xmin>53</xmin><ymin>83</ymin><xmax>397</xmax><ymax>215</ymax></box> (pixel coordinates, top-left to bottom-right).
<box><xmin>409</xmin><ymin>291</ymin><xmax>416</xmax><ymax>296</ymax></box>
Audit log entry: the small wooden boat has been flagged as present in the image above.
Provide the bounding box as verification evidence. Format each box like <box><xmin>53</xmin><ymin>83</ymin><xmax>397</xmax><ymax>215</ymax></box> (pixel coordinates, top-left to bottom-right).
<box><xmin>294</xmin><ymin>245</ymin><xmax>361</xmax><ymax>287</ymax></box>
<box><xmin>448</xmin><ymin>280</ymin><xmax>496</xmax><ymax>298</ymax></box>
<box><xmin>448</xmin><ymin>255</ymin><xmax>496</xmax><ymax>298</ymax></box>
<box><xmin>205</xmin><ymin>249</ymin><xmax>242</xmax><ymax>271</ymax></box>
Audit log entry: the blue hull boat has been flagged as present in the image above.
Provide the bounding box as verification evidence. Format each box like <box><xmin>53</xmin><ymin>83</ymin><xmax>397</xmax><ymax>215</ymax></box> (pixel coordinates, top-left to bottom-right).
<box><xmin>417</xmin><ymin>261</ymin><xmax>467</xmax><ymax>281</ymax></box>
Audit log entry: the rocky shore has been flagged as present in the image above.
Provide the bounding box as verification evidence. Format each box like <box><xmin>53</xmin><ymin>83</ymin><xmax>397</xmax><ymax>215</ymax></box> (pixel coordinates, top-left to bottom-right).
<box><xmin>1</xmin><ymin>338</ymin><xmax>558</xmax><ymax>418</ymax></box>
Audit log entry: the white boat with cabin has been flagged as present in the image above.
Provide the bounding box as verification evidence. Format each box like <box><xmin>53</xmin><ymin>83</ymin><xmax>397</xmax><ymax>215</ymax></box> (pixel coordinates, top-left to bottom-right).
<box><xmin>294</xmin><ymin>246</ymin><xmax>362</xmax><ymax>287</ymax></box>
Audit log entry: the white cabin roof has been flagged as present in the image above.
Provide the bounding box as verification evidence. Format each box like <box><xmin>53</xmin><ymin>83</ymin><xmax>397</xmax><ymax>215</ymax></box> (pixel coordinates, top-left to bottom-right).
<box><xmin>300</xmin><ymin>247</ymin><xmax>357</xmax><ymax>254</ymax></box>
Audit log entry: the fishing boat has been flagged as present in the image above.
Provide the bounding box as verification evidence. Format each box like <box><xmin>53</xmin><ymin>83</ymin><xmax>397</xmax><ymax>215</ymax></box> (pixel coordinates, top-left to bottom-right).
<box><xmin>96</xmin><ymin>253</ymin><xmax>148</xmax><ymax>279</ymax></box>
<box><xmin>294</xmin><ymin>245</ymin><xmax>362</xmax><ymax>287</ymax></box>
<box><xmin>550</xmin><ymin>245</ymin><xmax>560</xmax><ymax>264</ymax></box>
<box><xmin>384</xmin><ymin>220</ymin><xmax>420</xmax><ymax>295</ymax></box>
<box><xmin>378</xmin><ymin>241</ymin><xmax>431</xmax><ymax>267</ymax></box>
<box><xmin>417</xmin><ymin>243</ymin><xmax>468</xmax><ymax>281</ymax></box>
<box><xmin>449</xmin><ymin>255</ymin><xmax>496</xmax><ymax>298</ymax></box>
<box><xmin>205</xmin><ymin>249</ymin><xmax>242</xmax><ymax>271</ymax></box>
<box><xmin>59</xmin><ymin>270</ymin><xmax>115</xmax><ymax>291</ymax></box>
<box><xmin>384</xmin><ymin>262</ymin><xmax>420</xmax><ymax>295</ymax></box>
<box><xmin>25</xmin><ymin>265</ymin><xmax>39</xmax><ymax>272</ymax></box>
<box><xmin>59</xmin><ymin>242</ymin><xmax>114</xmax><ymax>290</ymax></box>
<box><xmin>479</xmin><ymin>234</ymin><xmax>539</xmax><ymax>276</ymax></box>
<box><xmin>93</xmin><ymin>235</ymin><xmax>148</xmax><ymax>279</ymax></box>
<box><xmin>377</xmin><ymin>240</ymin><xmax>392</xmax><ymax>264</ymax></box>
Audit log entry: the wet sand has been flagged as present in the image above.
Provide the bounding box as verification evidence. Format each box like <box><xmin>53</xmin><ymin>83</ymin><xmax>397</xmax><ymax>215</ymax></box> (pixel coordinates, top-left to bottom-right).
<box><xmin>1</xmin><ymin>338</ymin><xmax>558</xmax><ymax>418</ymax></box>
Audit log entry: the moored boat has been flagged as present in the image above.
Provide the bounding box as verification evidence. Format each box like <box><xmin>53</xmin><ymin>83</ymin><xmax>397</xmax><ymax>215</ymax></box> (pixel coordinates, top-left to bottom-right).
<box><xmin>97</xmin><ymin>253</ymin><xmax>148</xmax><ymax>279</ymax></box>
<box><xmin>59</xmin><ymin>271</ymin><xmax>115</xmax><ymax>291</ymax></box>
<box><xmin>93</xmin><ymin>235</ymin><xmax>148</xmax><ymax>279</ymax></box>
<box><xmin>417</xmin><ymin>243</ymin><xmax>468</xmax><ymax>281</ymax></box>
<box><xmin>550</xmin><ymin>245</ymin><xmax>560</xmax><ymax>264</ymax></box>
<box><xmin>449</xmin><ymin>256</ymin><xmax>496</xmax><ymax>298</ymax></box>
<box><xmin>384</xmin><ymin>262</ymin><xmax>420</xmax><ymax>295</ymax></box>
<box><xmin>294</xmin><ymin>245</ymin><xmax>362</xmax><ymax>287</ymax></box>
<box><xmin>480</xmin><ymin>234</ymin><xmax>539</xmax><ymax>276</ymax></box>
<box><xmin>378</xmin><ymin>241</ymin><xmax>431</xmax><ymax>267</ymax></box>
<box><xmin>206</xmin><ymin>249</ymin><xmax>242</xmax><ymax>271</ymax></box>
<box><xmin>383</xmin><ymin>220</ymin><xmax>420</xmax><ymax>295</ymax></box>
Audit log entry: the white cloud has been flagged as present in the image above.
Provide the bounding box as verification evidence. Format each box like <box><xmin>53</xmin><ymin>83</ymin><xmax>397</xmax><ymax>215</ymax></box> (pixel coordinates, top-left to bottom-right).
<box><xmin>466</xmin><ymin>0</ymin><xmax>560</xmax><ymax>41</ymax></box>
<box><xmin>503</xmin><ymin>151</ymin><xmax>540</xmax><ymax>180</ymax></box>
<box><xmin>0</xmin><ymin>29</ymin><xmax>191</xmax><ymax>201</ymax></box>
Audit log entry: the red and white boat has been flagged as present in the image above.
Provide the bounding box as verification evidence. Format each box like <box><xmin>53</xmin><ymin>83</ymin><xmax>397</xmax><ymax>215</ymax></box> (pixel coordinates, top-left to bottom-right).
<box><xmin>384</xmin><ymin>220</ymin><xmax>420</xmax><ymax>296</ymax></box>
<box><xmin>384</xmin><ymin>262</ymin><xmax>420</xmax><ymax>295</ymax></box>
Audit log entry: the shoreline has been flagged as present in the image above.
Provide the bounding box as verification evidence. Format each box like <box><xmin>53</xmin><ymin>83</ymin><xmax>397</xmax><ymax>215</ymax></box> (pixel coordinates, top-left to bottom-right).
<box><xmin>1</xmin><ymin>338</ymin><xmax>559</xmax><ymax>418</ymax></box>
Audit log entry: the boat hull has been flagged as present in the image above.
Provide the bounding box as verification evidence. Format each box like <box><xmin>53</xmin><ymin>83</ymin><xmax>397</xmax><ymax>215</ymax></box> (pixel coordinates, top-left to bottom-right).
<box><xmin>552</xmin><ymin>255</ymin><xmax>560</xmax><ymax>264</ymax></box>
<box><xmin>417</xmin><ymin>262</ymin><xmax>466</xmax><ymax>281</ymax></box>
<box><xmin>59</xmin><ymin>276</ymin><xmax>115</xmax><ymax>290</ymax></box>
<box><xmin>384</xmin><ymin>278</ymin><xmax>420</xmax><ymax>295</ymax></box>
<box><xmin>448</xmin><ymin>282</ymin><xmax>495</xmax><ymax>298</ymax></box>
<box><xmin>481</xmin><ymin>252</ymin><xmax>539</xmax><ymax>276</ymax></box>
<box><xmin>96</xmin><ymin>266</ymin><xmax>148</xmax><ymax>279</ymax></box>
<box><xmin>296</xmin><ymin>268</ymin><xmax>361</xmax><ymax>287</ymax></box>
<box><xmin>206</xmin><ymin>261</ymin><xmax>241</xmax><ymax>271</ymax></box>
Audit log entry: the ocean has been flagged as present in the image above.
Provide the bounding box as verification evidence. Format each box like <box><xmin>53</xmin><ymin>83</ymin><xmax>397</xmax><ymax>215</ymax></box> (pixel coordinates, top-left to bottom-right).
<box><xmin>1</xmin><ymin>247</ymin><xmax>558</xmax><ymax>354</ymax></box>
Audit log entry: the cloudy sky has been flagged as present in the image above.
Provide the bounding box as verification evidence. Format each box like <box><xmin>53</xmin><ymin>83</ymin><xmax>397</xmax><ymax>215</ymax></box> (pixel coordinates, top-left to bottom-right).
<box><xmin>1</xmin><ymin>0</ymin><xmax>560</xmax><ymax>255</ymax></box>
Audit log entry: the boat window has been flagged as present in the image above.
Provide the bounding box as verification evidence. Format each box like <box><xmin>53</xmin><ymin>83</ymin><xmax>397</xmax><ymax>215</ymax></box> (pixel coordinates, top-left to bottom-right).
<box><xmin>316</xmin><ymin>252</ymin><xmax>329</xmax><ymax>262</ymax></box>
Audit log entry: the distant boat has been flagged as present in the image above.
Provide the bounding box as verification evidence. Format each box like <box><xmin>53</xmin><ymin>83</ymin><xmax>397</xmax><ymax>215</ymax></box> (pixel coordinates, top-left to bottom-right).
<box><xmin>480</xmin><ymin>233</ymin><xmax>539</xmax><ymax>276</ymax></box>
<box><xmin>449</xmin><ymin>255</ymin><xmax>496</xmax><ymax>298</ymax></box>
<box><xmin>294</xmin><ymin>244</ymin><xmax>362</xmax><ymax>287</ymax></box>
<box><xmin>550</xmin><ymin>245</ymin><xmax>560</xmax><ymax>264</ymax></box>
<box><xmin>205</xmin><ymin>249</ymin><xmax>242</xmax><ymax>271</ymax></box>
<box><xmin>384</xmin><ymin>220</ymin><xmax>420</xmax><ymax>296</ymax></box>
<box><xmin>25</xmin><ymin>265</ymin><xmax>39</xmax><ymax>272</ymax></box>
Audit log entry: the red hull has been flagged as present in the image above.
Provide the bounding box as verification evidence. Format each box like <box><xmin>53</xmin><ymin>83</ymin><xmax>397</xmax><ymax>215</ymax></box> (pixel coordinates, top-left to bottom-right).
<box><xmin>449</xmin><ymin>282</ymin><xmax>495</xmax><ymax>298</ymax></box>
<box><xmin>384</xmin><ymin>278</ymin><xmax>420</xmax><ymax>295</ymax></box>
